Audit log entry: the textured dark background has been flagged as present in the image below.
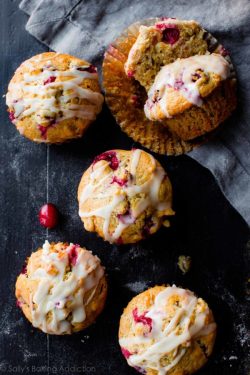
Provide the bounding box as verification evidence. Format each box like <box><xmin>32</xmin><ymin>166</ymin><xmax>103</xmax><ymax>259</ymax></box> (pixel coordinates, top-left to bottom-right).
<box><xmin>0</xmin><ymin>1</ymin><xmax>249</xmax><ymax>374</ymax></box>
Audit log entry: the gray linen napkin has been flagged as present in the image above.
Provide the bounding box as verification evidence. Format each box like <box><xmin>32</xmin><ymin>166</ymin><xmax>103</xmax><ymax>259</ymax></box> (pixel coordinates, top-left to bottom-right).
<box><xmin>19</xmin><ymin>0</ymin><xmax>250</xmax><ymax>225</ymax></box>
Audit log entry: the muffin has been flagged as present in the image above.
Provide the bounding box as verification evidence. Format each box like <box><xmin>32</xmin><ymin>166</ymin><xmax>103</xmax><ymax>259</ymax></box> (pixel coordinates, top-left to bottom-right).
<box><xmin>144</xmin><ymin>54</ymin><xmax>233</xmax><ymax>140</ymax></box>
<box><xmin>15</xmin><ymin>241</ymin><xmax>107</xmax><ymax>334</ymax></box>
<box><xmin>125</xmin><ymin>18</ymin><xmax>208</xmax><ymax>90</ymax></box>
<box><xmin>78</xmin><ymin>149</ymin><xmax>174</xmax><ymax>244</ymax></box>
<box><xmin>6</xmin><ymin>52</ymin><xmax>104</xmax><ymax>143</ymax></box>
<box><xmin>103</xmin><ymin>18</ymin><xmax>237</xmax><ymax>154</ymax></box>
<box><xmin>119</xmin><ymin>285</ymin><xmax>217</xmax><ymax>374</ymax></box>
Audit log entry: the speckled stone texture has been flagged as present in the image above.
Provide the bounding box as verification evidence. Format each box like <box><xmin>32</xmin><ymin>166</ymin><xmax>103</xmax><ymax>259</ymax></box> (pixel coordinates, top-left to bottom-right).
<box><xmin>0</xmin><ymin>1</ymin><xmax>249</xmax><ymax>375</ymax></box>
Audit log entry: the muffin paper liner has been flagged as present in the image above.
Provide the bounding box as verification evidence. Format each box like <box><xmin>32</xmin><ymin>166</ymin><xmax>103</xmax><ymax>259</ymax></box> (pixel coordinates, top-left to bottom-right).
<box><xmin>102</xmin><ymin>18</ymin><xmax>236</xmax><ymax>155</ymax></box>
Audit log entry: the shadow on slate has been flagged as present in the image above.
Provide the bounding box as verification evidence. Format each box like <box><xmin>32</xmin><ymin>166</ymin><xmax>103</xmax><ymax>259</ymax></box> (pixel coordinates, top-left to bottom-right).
<box><xmin>0</xmin><ymin>1</ymin><xmax>249</xmax><ymax>375</ymax></box>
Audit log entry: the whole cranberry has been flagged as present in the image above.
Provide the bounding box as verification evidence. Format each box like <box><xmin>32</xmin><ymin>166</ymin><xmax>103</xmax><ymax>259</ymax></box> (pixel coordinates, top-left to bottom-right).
<box><xmin>39</xmin><ymin>203</ymin><xmax>59</xmax><ymax>229</ymax></box>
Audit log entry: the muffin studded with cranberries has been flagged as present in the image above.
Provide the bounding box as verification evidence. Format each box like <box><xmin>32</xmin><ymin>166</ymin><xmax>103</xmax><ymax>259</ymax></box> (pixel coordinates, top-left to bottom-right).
<box><xmin>6</xmin><ymin>52</ymin><xmax>104</xmax><ymax>143</ymax></box>
<box><xmin>15</xmin><ymin>241</ymin><xmax>107</xmax><ymax>334</ymax></box>
<box><xmin>125</xmin><ymin>18</ymin><xmax>208</xmax><ymax>91</ymax></box>
<box><xmin>78</xmin><ymin>149</ymin><xmax>174</xmax><ymax>244</ymax></box>
<box><xmin>103</xmin><ymin>17</ymin><xmax>237</xmax><ymax>153</ymax></box>
<box><xmin>119</xmin><ymin>285</ymin><xmax>217</xmax><ymax>374</ymax></box>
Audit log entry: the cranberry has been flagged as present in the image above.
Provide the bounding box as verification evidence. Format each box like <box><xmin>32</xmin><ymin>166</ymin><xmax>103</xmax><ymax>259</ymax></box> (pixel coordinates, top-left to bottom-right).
<box><xmin>116</xmin><ymin>237</ymin><xmax>124</xmax><ymax>245</ymax></box>
<box><xmin>68</xmin><ymin>244</ymin><xmax>80</xmax><ymax>266</ymax></box>
<box><xmin>39</xmin><ymin>203</ymin><xmax>59</xmax><ymax>229</ymax></box>
<box><xmin>127</xmin><ymin>70</ymin><xmax>135</xmax><ymax>78</ymax></box>
<box><xmin>111</xmin><ymin>176</ymin><xmax>128</xmax><ymax>187</ymax></box>
<box><xmin>156</xmin><ymin>23</ymin><xmax>180</xmax><ymax>45</ymax></box>
<box><xmin>93</xmin><ymin>151</ymin><xmax>119</xmax><ymax>170</ymax></box>
<box><xmin>132</xmin><ymin>308</ymin><xmax>152</xmax><ymax>332</ymax></box>
<box><xmin>117</xmin><ymin>210</ymin><xmax>134</xmax><ymax>224</ymax></box>
<box><xmin>44</xmin><ymin>76</ymin><xmax>56</xmax><ymax>85</ymax></box>
<box><xmin>220</xmin><ymin>46</ymin><xmax>229</xmax><ymax>57</ymax></box>
<box><xmin>121</xmin><ymin>347</ymin><xmax>132</xmax><ymax>359</ymax></box>
<box><xmin>77</xmin><ymin>65</ymin><xmax>97</xmax><ymax>73</ymax></box>
<box><xmin>9</xmin><ymin>111</ymin><xmax>15</xmax><ymax>122</ymax></box>
<box><xmin>130</xmin><ymin>94</ymin><xmax>141</xmax><ymax>108</ymax></box>
<box><xmin>21</xmin><ymin>264</ymin><xmax>27</xmax><ymax>275</ymax></box>
<box><xmin>16</xmin><ymin>300</ymin><xmax>22</xmax><ymax>308</ymax></box>
<box><xmin>37</xmin><ymin>120</ymin><xmax>56</xmax><ymax>139</ymax></box>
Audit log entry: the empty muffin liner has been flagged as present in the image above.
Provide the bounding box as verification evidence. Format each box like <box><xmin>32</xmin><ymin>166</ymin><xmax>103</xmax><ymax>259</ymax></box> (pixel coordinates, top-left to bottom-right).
<box><xmin>102</xmin><ymin>18</ymin><xmax>236</xmax><ymax>155</ymax></box>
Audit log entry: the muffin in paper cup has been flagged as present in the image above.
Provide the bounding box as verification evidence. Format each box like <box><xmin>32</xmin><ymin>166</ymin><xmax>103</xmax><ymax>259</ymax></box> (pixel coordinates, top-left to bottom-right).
<box><xmin>102</xmin><ymin>18</ymin><xmax>237</xmax><ymax>155</ymax></box>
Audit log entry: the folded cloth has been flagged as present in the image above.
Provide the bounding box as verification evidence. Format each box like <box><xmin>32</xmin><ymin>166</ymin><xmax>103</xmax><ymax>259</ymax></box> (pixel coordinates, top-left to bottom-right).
<box><xmin>19</xmin><ymin>0</ymin><xmax>250</xmax><ymax>225</ymax></box>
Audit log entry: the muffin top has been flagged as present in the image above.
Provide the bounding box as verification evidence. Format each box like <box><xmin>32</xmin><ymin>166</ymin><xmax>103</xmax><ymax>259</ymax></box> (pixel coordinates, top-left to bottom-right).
<box><xmin>145</xmin><ymin>54</ymin><xmax>231</xmax><ymax>120</ymax></box>
<box><xmin>15</xmin><ymin>241</ymin><xmax>105</xmax><ymax>334</ymax></box>
<box><xmin>78</xmin><ymin>149</ymin><xmax>174</xmax><ymax>244</ymax></box>
<box><xmin>119</xmin><ymin>285</ymin><xmax>216</xmax><ymax>375</ymax></box>
<box><xmin>6</xmin><ymin>52</ymin><xmax>104</xmax><ymax>143</ymax></box>
<box><xmin>125</xmin><ymin>18</ymin><xmax>208</xmax><ymax>90</ymax></box>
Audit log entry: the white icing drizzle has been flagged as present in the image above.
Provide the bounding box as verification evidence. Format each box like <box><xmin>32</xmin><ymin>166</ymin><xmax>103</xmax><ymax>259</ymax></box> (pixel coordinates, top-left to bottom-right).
<box><xmin>119</xmin><ymin>285</ymin><xmax>216</xmax><ymax>374</ymax></box>
<box><xmin>145</xmin><ymin>53</ymin><xmax>230</xmax><ymax>120</ymax></box>
<box><xmin>78</xmin><ymin>149</ymin><xmax>172</xmax><ymax>243</ymax></box>
<box><xmin>6</xmin><ymin>63</ymin><xmax>103</xmax><ymax>125</ymax></box>
<box><xmin>29</xmin><ymin>241</ymin><xmax>104</xmax><ymax>334</ymax></box>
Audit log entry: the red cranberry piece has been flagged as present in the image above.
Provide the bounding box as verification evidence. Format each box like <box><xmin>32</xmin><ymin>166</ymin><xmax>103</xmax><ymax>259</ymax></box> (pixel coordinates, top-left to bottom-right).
<box><xmin>68</xmin><ymin>244</ymin><xmax>80</xmax><ymax>266</ymax></box>
<box><xmin>44</xmin><ymin>76</ymin><xmax>56</xmax><ymax>85</ymax></box>
<box><xmin>39</xmin><ymin>203</ymin><xmax>59</xmax><ymax>229</ymax></box>
<box><xmin>162</xmin><ymin>27</ymin><xmax>180</xmax><ymax>45</ymax></box>
<box><xmin>77</xmin><ymin>65</ymin><xmax>97</xmax><ymax>73</ymax></box>
<box><xmin>9</xmin><ymin>111</ymin><xmax>15</xmax><ymax>122</ymax></box>
<box><xmin>111</xmin><ymin>176</ymin><xmax>128</xmax><ymax>187</ymax></box>
<box><xmin>130</xmin><ymin>94</ymin><xmax>141</xmax><ymax>108</ymax></box>
<box><xmin>21</xmin><ymin>264</ymin><xmax>27</xmax><ymax>275</ymax></box>
<box><xmin>127</xmin><ymin>70</ymin><xmax>135</xmax><ymax>78</ymax></box>
<box><xmin>37</xmin><ymin>125</ymin><xmax>47</xmax><ymax>139</ymax></box>
<box><xmin>116</xmin><ymin>237</ymin><xmax>124</xmax><ymax>245</ymax></box>
<box><xmin>156</xmin><ymin>23</ymin><xmax>180</xmax><ymax>45</ymax></box>
<box><xmin>121</xmin><ymin>347</ymin><xmax>132</xmax><ymax>359</ymax></box>
<box><xmin>16</xmin><ymin>300</ymin><xmax>22</xmax><ymax>308</ymax></box>
<box><xmin>93</xmin><ymin>151</ymin><xmax>119</xmax><ymax>170</ymax></box>
<box><xmin>117</xmin><ymin>210</ymin><xmax>134</xmax><ymax>225</ymax></box>
<box><xmin>132</xmin><ymin>308</ymin><xmax>152</xmax><ymax>332</ymax></box>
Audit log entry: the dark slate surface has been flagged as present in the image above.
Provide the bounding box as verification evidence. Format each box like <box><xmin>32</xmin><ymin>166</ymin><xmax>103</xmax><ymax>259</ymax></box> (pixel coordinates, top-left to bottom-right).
<box><xmin>0</xmin><ymin>1</ymin><xmax>249</xmax><ymax>374</ymax></box>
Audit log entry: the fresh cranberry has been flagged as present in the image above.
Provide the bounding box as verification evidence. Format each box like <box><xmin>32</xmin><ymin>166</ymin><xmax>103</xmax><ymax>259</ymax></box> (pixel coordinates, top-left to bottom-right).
<box><xmin>39</xmin><ymin>203</ymin><xmax>59</xmax><ymax>229</ymax></box>
<box><xmin>44</xmin><ymin>76</ymin><xmax>56</xmax><ymax>85</ymax></box>
<box><xmin>121</xmin><ymin>347</ymin><xmax>132</xmax><ymax>359</ymax></box>
<box><xmin>9</xmin><ymin>111</ymin><xmax>15</xmax><ymax>122</ymax></box>
<box><xmin>93</xmin><ymin>151</ymin><xmax>119</xmax><ymax>170</ymax></box>
<box><xmin>16</xmin><ymin>300</ymin><xmax>22</xmax><ymax>308</ymax></box>
<box><xmin>132</xmin><ymin>308</ymin><xmax>152</xmax><ymax>332</ymax></box>
<box><xmin>77</xmin><ymin>65</ymin><xmax>97</xmax><ymax>73</ymax></box>
<box><xmin>68</xmin><ymin>244</ymin><xmax>80</xmax><ymax>266</ymax></box>
<box><xmin>111</xmin><ymin>176</ymin><xmax>128</xmax><ymax>187</ymax></box>
<box><xmin>117</xmin><ymin>210</ymin><xmax>134</xmax><ymax>224</ymax></box>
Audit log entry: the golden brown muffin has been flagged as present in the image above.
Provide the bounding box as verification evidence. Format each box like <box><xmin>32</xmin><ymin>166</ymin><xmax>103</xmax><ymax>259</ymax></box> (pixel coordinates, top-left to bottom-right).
<box><xmin>15</xmin><ymin>241</ymin><xmax>107</xmax><ymax>334</ymax></box>
<box><xmin>125</xmin><ymin>18</ymin><xmax>208</xmax><ymax>90</ymax></box>
<box><xmin>6</xmin><ymin>52</ymin><xmax>104</xmax><ymax>143</ymax></box>
<box><xmin>78</xmin><ymin>149</ymin><xmax>174</xmax><ymax>244</ymax></box>
<box><xmin>119</xmin><ymin>285</ymin><xmax>217</xmax><ymax>374</ymax></box>
<box><xmin>103</xmin><ymin>18</ymin><xmax>237</xmax><ymax>154</ymax></box>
